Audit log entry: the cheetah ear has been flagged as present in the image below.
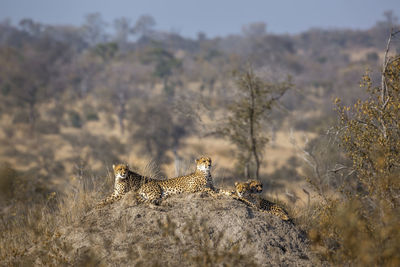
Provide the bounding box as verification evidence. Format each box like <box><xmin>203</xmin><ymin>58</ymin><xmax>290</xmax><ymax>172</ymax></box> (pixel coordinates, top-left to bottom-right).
<box><xmin>195</xmin><ymin>158</ymin><xmax>199</xmax><ymax>163</ymax></box>
<box><xmin>112</xmin><ymin>164</ymin><xmax>116</xmax><ymax>170</ymax></box>
<box><xmin>234</xmin><ymin>182</ymin><xmax>238</xmax><ymax>186</ymax></box>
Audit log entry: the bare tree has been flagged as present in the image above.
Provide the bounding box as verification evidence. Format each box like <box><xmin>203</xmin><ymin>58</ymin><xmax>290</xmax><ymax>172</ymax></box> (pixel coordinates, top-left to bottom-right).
<box><xmin>19</xmin><ymin>18</ymin><xmax>43</xmax><ymax>36</ymax></box>
<box><xmin>0</xmin><ymin>38</ymin><xmax>70</xmax><ymax>134</ymax></box>
<box><xmin>113</xmin><ymin>17</ymin><xmax>132</xmax><ymax>50</ymax></box>
<box><xmin>132</xmin><ymin>14</ymin><xmax>156</xmax><ymax>38</ymax></box>
<box><xmin>130</xmin><ymin>96</ymin><xmax>193</xmax><ymax>164</ymax></box>
<box><xmin>217</xmin><ymin>67</ymin><xmax>292</xmax><ymax>179</ymax></box>
<box><xmin>82</xmin><ymin>13</ymin><xmax>108</xmax><ymax>46</ymax></box>
<box><xmin>242</xmin><ymin>22</ymin><xmax>267</xmax><ymax>38</ymax></box>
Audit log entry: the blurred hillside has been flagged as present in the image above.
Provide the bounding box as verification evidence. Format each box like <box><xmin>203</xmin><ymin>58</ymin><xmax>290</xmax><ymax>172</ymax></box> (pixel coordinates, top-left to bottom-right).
<box><xmin>0</xmin><ymin>13</ymin><xmax>399</xmax><ymax>207</ymax></box>
<box><xmin>0</xmin><ymin>14</ymin><xmax>399</xmax><ymax>203</ymax></box>
<box><xmin>1</xmin><ymin>11</ymin><xmax>400</xmax><ymax>266</ymax></box>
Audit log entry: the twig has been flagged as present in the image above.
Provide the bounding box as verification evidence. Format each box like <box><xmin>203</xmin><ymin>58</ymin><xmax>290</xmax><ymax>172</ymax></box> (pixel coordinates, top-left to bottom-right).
<box><xmin>328</xmin><ymin>165</ymin><xmax>348</xmax><ymax>173</ymax></box>
<box><xmin>382</xmin><ymin>29</ymin><xmax>392</xmax><ymax>100</ymax></box>
<box><xmin>381</xmin><ymin>29</ymin><xmax>400</xmax><ymax>102</ymax></box>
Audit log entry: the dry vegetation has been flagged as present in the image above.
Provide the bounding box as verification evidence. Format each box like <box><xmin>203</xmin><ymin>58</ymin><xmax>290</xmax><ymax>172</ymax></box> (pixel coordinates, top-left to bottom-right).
<box><xmin>0</xmin><ymin>12</ymin><xmax>399</xmax><ymax>266</ymax></box>
<box><xmin>295</xmin><ymin>43</ymin><xmax>400</xmax><ymax>265</ymax></box>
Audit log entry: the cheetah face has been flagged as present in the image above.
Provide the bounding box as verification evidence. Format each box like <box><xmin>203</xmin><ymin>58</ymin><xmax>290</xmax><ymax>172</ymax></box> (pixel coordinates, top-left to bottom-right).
<box><xmin>234</xmin><ymin>182</ymin><xmax>250</xmax><ymax>198</ymax></box>
<box><xmin>248</xmin><ymin>180</ymin><xmax>263</xmax><ymax>193</ymax></box>
<box><xmin>113</xmin><ymin>164</ymin><xmax>129</xmax><ymax>180</ymax></box>
<box><xmin>234</xmin><ymin>180</ymin><xmax>263</xmax><ymax>197</ymax></box>
<box><xmin>196</xmin><ymin>156</ymin><xmax>212</xmax><ymax>172</ymax></box>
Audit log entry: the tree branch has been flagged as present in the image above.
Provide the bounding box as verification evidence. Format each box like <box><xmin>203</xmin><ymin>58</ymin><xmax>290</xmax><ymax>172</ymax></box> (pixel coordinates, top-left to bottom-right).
<box><xmin>382</xmin><ymin>29</ymin><xmax>400</xmax><ymax>102</ymax></box>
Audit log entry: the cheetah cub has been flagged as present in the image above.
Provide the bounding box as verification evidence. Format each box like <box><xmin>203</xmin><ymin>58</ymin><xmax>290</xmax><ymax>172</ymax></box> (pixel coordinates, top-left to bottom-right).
<box><xmin>137</xmin><ymin>156</ymin><xmax>218</xmax><ymax>204</ymax></box>
<box><xmin>97</xmin><ymin>164</ymin><xmax>153</xmax><ymax>208</ymax></box>
<box><xmin>216</xmin><ymin>179</ymin><xmax>263</xmax><ymax>197</ymax></box>
<box><xmin>235</xmin><ymin>180</ymin><xmax>290</xmax><ymax>221</ymax></box>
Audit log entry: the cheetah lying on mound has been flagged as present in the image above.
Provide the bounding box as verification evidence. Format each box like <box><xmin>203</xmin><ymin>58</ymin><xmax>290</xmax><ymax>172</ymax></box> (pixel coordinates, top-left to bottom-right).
<box><xmin>97</xmin><ymin>164</ymin><xmax>153</xmax><ymax>208</ymax></box>
<box><xmin>137</xmin><ymin>156</ymin><xmax>219</xmax><ymax>204</ymax></box>
<box><xmin>96</xmin><ymin>159</ymin><xmax>290</xmax><ymax>222</ymax></box>
<box><xmin>213</xmin><ymin>179</ymin><xmax>263</xmax><ymax>197</ymax></box>
<box><xmin>233</xmin><ymin>180</ymin><xmax>290</xmax><ymax>221</ymax></box>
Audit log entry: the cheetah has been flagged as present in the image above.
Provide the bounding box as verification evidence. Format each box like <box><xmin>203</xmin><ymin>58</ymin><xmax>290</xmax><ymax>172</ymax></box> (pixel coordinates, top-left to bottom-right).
<box><xmin>235</xmin><ymin>180</ymin><xmax>263</xmax><ymax>195</ymax></box>
<box><xmin>97</xmin><ymin>164</ymin><xmax>153</xmax><ymax>208</ymax></box>
<box><xmin>137</xmin><ymin>156</ymin><xmax>218</xmax><ymax>204</ymax></box>
<box><xmin>216</xmin><ymin>179</ymin><xmax>263</xmax><ymax>197</ymax></box>
<box><xmin>234</xmin><ymin>181</ymin><xmax>290</xmax><ymax>221</ymax></box>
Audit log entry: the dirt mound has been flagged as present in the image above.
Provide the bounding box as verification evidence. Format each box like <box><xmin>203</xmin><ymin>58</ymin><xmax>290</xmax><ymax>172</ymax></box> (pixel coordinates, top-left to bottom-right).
<box><xmin>59</xmin><ymin>192</ymin><xmax>316</xmax><ymax>266</ymax></box>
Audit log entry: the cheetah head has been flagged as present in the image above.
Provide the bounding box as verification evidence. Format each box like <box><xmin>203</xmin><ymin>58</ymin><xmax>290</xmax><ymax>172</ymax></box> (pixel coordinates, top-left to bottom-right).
<box><xmin>248</xmin><ymin>180</ymin><xmax>263</xmax><ymax>193</ymax></box>
<box><xmin>195</xmin><ymin>156</ymin><xmax>212</xmax><ymax>172</ymax></box>
<box><xmin>234</xmin><ymin>182</ymin><xmax>251</xmax><ymax>198</ymax></box>
<box><xmin>113</xmin><ymin>164</ymin><xmax>129</xmax><ymax>180</ymax></box>
<box><xmin>235</xmin><ymin>180</ymin><xmax>263</xmax><ymax>197</ymax></box>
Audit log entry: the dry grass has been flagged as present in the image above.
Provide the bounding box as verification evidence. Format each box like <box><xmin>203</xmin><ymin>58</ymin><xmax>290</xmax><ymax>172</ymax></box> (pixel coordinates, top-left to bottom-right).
<box><xmin>0</xmin><ymin>159</ymin><xmax>260</xmax><ymax>266</ymax></box>
<box><xmin>295</xmin><ymin>194</ymin><xmax>400</xmax><ymax>266</ymax></box>
<box><xmin>0</xmin><ymin>163</ymin><xmax>107</xmax><ymax>266</ymax></box>
<box><xmin>0</xmin><ymin>91</ymin><xmax>323</xmax><ymax>266</ymax></box>
<box><xmin>155</xmin><ymin>216</ymin><xmax>257</xmax><ymax>267</ymax></box>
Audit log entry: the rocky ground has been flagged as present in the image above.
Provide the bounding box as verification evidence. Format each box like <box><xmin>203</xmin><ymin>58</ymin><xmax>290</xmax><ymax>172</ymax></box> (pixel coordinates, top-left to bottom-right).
<box><xmin>53</xmin><ymin>191</ymin><xmax>319</xmax><ymax>266</ymax></box>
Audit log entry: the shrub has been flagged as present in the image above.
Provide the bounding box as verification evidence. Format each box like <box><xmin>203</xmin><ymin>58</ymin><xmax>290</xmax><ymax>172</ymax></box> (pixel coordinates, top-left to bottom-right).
<box><xmin>216</xmin><ymin>67</ymin><xmax>292</xmax><ymax>179</ymax></box>
<box><xmin>68</xmin><ymin>110</ymin><xmax>82</xmax><ymax>128</ymax></box>
<box><xmin>0</xmin><ymin>165</ymin><xmax>18</xmax><ymax>201</ymax></box>
<box><xmin>35</xmin><ymin>120</ymin><xmax>60</xmax><ymax>135</ymax></box>
<box><xmin>85</xmin><ymin>111</ymin><xmax>99</xmax><ymax>121</ymax></box>
<box><xmin>0</xmin><ymin>166</ymin><xmax>105</xmax><ymax>266</ymax></box>
<box><xmin>303</xmin><ymin>44</ymin><xmax>400</xmax><ymax>266</ymax></box>
<box><xmin>12</xmin><ymin>110</ymin><xmax>30</xmax><ymax>124</ymax></box>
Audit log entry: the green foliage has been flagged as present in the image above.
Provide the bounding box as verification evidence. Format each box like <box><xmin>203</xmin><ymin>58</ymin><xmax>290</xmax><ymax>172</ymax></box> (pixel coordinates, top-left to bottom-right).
<box><xmin>217</xmin><ymin>67</ymin><xmax>292</xmax><ymax>179</ymax></box>
<box><xmin>83</xmin><ymin>105</ymin><xmax>100</xmax><ymax>121</ymax></box>
<box><xmin>142</xmin><ymin>45</ymin><xmax>181</xmax><ymax>79</ymax></box>
<box><xmin>153</xmin><ymin>49</ymin><xmax>181</xmax><ymax>80</ymax></box>
<box><xmin>85</xmin><ymin>112</ymin><xmax>99</xmax><ymax>121</ymax></box>
<box><xmin>141</xmin><ymin>44</ymin><xmax>182</xmax><ymax>96</ymax></box>
<box><xmin>92</xmin><ymin>42</ymin><xmax>118</xmax><ymax>61</ymax></box>
<box><xmin>68</xmin><ymin>110</ymin><xmax>82</xmax><ymax>128</ymax></box>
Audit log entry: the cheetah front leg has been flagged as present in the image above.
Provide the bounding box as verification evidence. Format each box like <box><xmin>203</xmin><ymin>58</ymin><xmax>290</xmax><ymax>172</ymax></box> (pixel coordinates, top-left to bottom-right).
<box><xmin>96</xmin><ymin>192</ymin><xmax>124</xmax><ymax>208</ymax></box>
<box><xmin>200</xmin><ymin>187</ymin><xmax>233</xmax><ymax>198</ymax></box>
<box><xmin>231</xmin><ymin>195</ymin><xmax>274</xmax><ymax>218</ymax></box>
<box><xmin>216</xmin><ymin>188</ymin><xmax>235</xmax><ymax>197</ymax></box>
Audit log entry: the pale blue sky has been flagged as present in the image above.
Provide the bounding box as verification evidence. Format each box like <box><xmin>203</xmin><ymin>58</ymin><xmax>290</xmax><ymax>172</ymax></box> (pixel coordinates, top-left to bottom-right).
<box><xmin>0</xmin><ymin>0</ymin><xmax>399</xmax><ymax>37</ymax></box>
